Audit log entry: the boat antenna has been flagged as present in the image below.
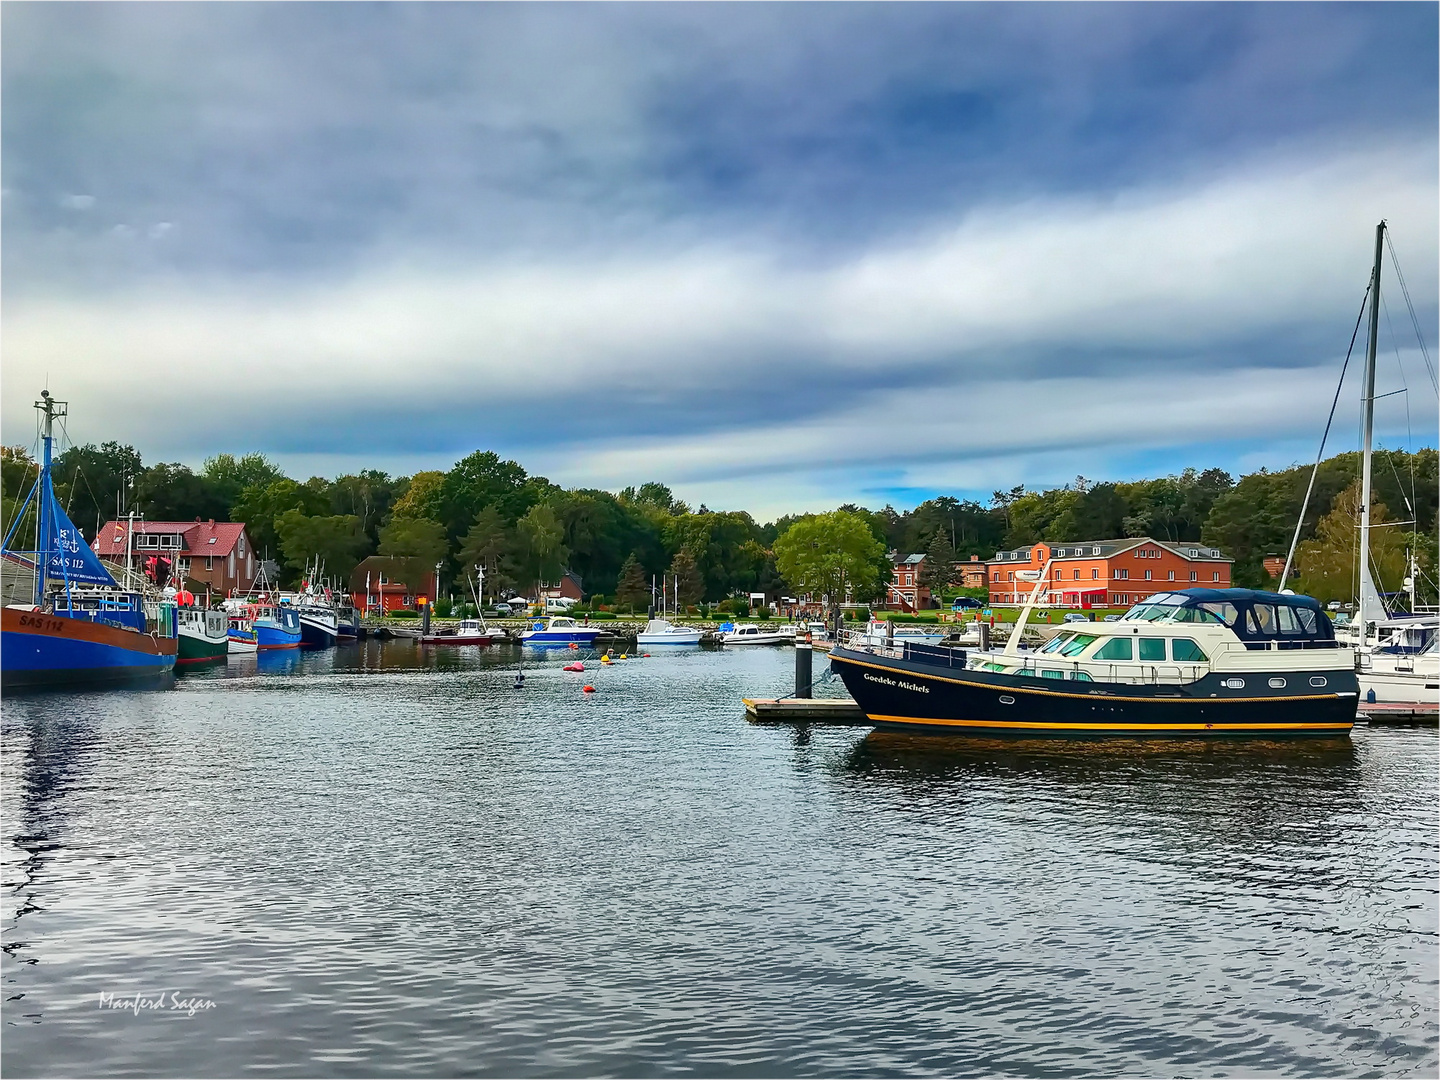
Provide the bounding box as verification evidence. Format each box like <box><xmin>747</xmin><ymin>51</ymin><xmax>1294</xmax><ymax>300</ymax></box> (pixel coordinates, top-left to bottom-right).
<box><xmin>1279</xmin><ymin>281</ymin><xmax>1372</xmax><ymax>590</ymax></box>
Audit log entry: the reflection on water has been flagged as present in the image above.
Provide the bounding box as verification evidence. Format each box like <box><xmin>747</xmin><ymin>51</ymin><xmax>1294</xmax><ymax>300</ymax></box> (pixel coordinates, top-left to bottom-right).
<box><xmin>846</xmin><ymin>729</ymin><xmax>1360</xmax><ymax>779</ymax></box>
<box><xmin>3</xmin><ymin>643</ymin><xmax>1435</xmax><ymax>1078</ymax></box>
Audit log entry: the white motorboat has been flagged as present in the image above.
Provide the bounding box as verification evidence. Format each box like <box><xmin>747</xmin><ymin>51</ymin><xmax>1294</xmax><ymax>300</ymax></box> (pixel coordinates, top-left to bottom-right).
<box><xmin>636</xmin><ymin>618</ymin><xmax>702</xmax><ymax>646</ymax></box>
<box><xmin>719</xmin><ymin>623</ymin><xmax>792</xmax><ymax>645</ymax></box>
<box><xmin>1358</xmin><ymin>637</ymin><xmax>1439</xmax><ymax>705</ymax></box>
<box><xmin>848</xmin><ymin>618</ymin><xmax>946</xmax><ymax>647</ymax></box>
<box><xmin>519</xmin><ymin>616</ymin><xmax>604</xmax><ymax>647</ymax></box>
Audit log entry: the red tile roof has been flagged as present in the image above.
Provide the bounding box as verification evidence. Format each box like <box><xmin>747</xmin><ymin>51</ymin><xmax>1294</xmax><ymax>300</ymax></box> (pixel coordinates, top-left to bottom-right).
<box><xmin>92</xmin><ymin>520</ymin><xmax>248</xmax><ymax>557</ymax></box>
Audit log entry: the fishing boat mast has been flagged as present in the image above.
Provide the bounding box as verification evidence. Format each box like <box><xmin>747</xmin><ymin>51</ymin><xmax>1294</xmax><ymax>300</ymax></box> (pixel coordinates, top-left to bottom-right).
<box><xmin>32</xmin><ymin>390</ymin><xmax>67</xmax><ymax>605</ymax></box>
<box><xmin>1357</xmin><ymin>221</ymin><xmax>1385</xmax><ymax>649</ymax></box>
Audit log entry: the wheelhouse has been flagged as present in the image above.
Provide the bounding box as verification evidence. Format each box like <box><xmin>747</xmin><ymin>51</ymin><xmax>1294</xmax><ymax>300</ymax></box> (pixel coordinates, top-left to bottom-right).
<box><xmin>1118</xmin><ymin>589</ymin><xmax>1338</xmax><ymax>649</ymax></box>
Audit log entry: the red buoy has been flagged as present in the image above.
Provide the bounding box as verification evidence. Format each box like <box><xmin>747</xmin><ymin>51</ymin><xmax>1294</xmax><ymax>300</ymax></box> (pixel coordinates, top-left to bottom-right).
<box><xmin>582</xmin><ymin>685</ymin><xmax>596</xmax><ymax>693</ymax></box>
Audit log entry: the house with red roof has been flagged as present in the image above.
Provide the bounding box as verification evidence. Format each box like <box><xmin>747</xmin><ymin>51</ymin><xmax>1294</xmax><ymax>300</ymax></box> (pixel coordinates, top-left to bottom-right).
<box><xmin>92</xmin><ymin>519</ymin><xmax>258</xmax><ymax>595</ymax></box>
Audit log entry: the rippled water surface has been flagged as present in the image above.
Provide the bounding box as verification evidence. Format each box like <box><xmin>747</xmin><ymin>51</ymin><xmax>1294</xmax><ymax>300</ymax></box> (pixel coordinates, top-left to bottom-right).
<box><xmin>3</xmin><ymin>643</ymin><xmax>1436</xmax><ymax>1077</ymax></box>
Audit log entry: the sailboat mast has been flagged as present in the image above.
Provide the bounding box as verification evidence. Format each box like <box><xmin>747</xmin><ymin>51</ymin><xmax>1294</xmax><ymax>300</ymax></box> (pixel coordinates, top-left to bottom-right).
<box><xmin>1358</xmin><ymin>221</ymin><xmax>1384</xmax><ymax>643</ymax></box>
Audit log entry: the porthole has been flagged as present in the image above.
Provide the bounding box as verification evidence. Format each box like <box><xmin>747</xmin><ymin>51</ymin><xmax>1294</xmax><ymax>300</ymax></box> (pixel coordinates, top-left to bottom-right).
<box><xmin>1223</xmin><ymin>678</ymin><xmax>1245</xmax><ymax>689</ymax></box>
<box><xmin>1309</xmin><ymin>676</ymin><xmax>1327</xmax><ymax>688</ymax></box>
<box><xmin>1268</xmin><ymin>678</ymin><xmax>1286</xmax><ymax>689</ymax></box>
<box><xmin>999</xmin><ymin>695</ymin><xmax>1016</xmax><ymax>705</ymax></box>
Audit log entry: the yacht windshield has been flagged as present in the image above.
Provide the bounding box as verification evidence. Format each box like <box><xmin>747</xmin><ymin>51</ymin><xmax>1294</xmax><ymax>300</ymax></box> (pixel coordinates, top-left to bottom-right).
<box><xmin>1040</xmin><ymin>633</ymin><xmax>1073</xmax><ymax>654</ymax></box>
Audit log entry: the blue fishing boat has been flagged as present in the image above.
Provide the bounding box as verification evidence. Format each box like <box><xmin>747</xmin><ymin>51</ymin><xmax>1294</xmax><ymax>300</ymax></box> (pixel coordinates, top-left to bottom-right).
<box><xmin>1</xmin><ymin>390</ymin><xmax>178</xmax><ymax>690</ymax></box>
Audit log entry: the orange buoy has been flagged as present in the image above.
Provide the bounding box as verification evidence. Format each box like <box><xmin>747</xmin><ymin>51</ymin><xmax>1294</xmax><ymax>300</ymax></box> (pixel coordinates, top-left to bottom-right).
<box><xmin>568</xmin><ymin>642</ymin><xmax>579</xmax><ymax>650</ymax></box>
<box><xmin>582</xmin><ymin>685</ymin><xmax>596</xmax><ymax>693</ymax></box>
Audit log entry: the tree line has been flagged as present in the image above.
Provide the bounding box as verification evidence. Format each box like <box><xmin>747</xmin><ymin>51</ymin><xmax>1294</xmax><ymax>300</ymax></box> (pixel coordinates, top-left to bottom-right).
<box><xmin>1</xmin><ymin>440</ymin><xmax>1434</xmax><ymax>606</ymax></box>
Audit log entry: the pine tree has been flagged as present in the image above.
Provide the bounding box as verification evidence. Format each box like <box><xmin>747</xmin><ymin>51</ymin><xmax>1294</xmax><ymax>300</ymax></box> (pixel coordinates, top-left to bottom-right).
<box><xmin>918</xmin><ymin>530</ymin><xmax>957</xmax><ymax>597</ymax></box>
<box><xmin>615</xmin><ymin>553</ymin><xmax>649</xmax><ymax>608</ymax></box>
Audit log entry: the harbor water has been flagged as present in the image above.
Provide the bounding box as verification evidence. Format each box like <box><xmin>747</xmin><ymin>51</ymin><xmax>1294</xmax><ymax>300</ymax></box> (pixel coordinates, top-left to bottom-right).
<box><xmin>3</xmin><ymin>644</ymin><xmax>1436</xmax><ymax>1077</ymax></box>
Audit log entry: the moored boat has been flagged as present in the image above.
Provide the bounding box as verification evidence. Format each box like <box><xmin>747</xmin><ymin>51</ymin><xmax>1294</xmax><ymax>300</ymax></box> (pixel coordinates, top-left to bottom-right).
<box><xmin>295</xmin><ymin>602</ymin><xmax>339</xmax><ymax>648</ymax></box>
<box><xmin>1</xmin><ymin>390</ymin><xmax>178</xmax><ymax>689</ymax></box>
<box><xmin>852</xmin><ymin>618</ymin><xmax>946</xmax><ymax>646</ymax></box>
<box><xmin>420</xmin><ymin>618</ymin><xmax>494</xmax><ymax>645</ymax></box>
<box><xmin>829</xmin><ymin>588</ymin><xmax>1359</xmax><ymax>737</ymax></box>
<box><xmin>719</xmin><ymin>623</ymin><xmax>792</xmax><ymax>645</ymax></box>
<box><xmin>176</xmin><ymin>606</ymin><xmax>230</xmax><ymax>665</ymax></box>
<box><xmin>519</xmin><ymin>616</ymin><xmax>603</xmax><ymax>647</ymax></box>
<box><xmin>636</xmin><ymin>618</ymin><xmax>703</xmax><ymax>646</ymax></box>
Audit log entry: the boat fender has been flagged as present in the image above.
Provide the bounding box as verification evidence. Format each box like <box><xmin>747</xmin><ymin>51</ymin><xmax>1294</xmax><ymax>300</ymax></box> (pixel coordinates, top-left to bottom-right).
<box><xmin>582</xmin><ymin>685</ymin><xmax>596</xmax><ymax>693</ymax></box>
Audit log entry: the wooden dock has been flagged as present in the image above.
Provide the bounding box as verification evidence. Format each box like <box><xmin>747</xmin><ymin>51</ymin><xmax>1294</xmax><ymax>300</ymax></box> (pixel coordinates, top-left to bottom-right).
<box><xmin>1357</xmin><ymin>702</ymin><xmax>1438</xmax><ymax>726</ymax></box>
<box><xmin>743</xmin><ymin>698</ymin><xmax>870</xmax><ymax>724</ymax></box>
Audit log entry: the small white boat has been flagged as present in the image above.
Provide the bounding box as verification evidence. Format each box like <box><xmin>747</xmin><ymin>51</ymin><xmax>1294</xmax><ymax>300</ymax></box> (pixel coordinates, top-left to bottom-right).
<box><xmin>719</xmin><ymin>623</ymin><xmax>792</xmax><ymax>646</ymax></box>
<box><xmin>421</xmin><ymin>618</ymin><xmax>494</xmax><ymax>646</ymax></box>
<box><xmin>636</xmin><ymin>618</ymin><xmax>702</xmax><ymax>646</ymax></box>
<box><xmin>519</xmin><ymin>616</ymin><xmax>604</xmax><ymax>647</ymax></box>
<box><xmin>1358</xmin><ymin>637</ymin><xmax>1439</xmax><ymax>705</ymax></box>
<box><xmin>848</xmin><ymin>618</ymin><xmax>946</xmax><ymax>647</ymax></box>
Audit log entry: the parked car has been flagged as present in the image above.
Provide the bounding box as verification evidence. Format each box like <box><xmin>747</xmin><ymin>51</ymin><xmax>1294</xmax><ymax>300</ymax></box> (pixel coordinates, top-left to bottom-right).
<box><xmin>1063</xmin><ymin>612</ymin><xmax>1089</xmax><ymax>623</ymax></box>
<box><xmin>1103</xmin><ymin>614</ymin><xmax>1121</xmax><ymax>622</ymax></box>
<box><xmin>951</xmin><ymin>597</ymin><xmax>984</xmax><ymax>611</ymax></box>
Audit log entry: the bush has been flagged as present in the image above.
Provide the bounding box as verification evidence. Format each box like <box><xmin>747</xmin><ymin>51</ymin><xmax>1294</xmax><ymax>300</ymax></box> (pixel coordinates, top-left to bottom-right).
<box><xmin>434</xmin><ymin>597</ymin><xmax>454</xmax><ymax>618</ymax></box>
<box><xmin>753</xmin><ymin>605</ymin><xmax>772</xmax><ymax>620</ymax></box>
<box><xmin>390</xmin><ymin>609</ymin><xmax>420</xmax><ymax>619</ymax></box>
<box><xmin>582</xmin><ymin>611</ymin><xmax>617</xmax><ymax>620</ymax></box>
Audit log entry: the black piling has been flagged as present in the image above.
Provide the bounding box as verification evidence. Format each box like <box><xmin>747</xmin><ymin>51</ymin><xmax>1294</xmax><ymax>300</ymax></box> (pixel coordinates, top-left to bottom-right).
<box><xmin>795</xmin><ymin>642</ymin><xmax>813</xmax><ymax>699</ymax></box>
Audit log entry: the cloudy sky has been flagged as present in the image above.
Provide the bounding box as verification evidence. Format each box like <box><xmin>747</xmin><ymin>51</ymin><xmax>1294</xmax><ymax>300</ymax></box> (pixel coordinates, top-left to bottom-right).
<box><xmin>3</xmin><ymin>2</ymin><xmax>1436</xmax><ymax>519</ymax></box>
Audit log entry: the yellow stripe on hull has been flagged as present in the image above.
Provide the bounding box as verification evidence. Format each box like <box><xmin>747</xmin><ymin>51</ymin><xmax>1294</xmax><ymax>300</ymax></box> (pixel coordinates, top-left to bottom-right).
<box><xmin>869</xmin><ymin>714</ymin><xmax>1354</xmax><ymax>733</ymax></box>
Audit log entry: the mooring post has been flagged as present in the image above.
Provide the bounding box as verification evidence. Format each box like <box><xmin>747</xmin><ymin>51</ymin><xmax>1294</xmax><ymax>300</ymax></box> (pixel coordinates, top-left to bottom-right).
<box><xmin>795</xmin><ymin>641</ymin><xmax>813</xmax><ymax>699</ymax></box>
<box><xmin>977</xmin><ymin>621</ymin><xmax>990</xmax><ymax>651</ymax></box>
<box><xmin>886</xmin><ymin>617</ymin><xmax>894</xmax><ymax>647</ymax></box>
<box><xmin>421</xmin><ymin>600</ymin><xmax>431</xmax><ymax>635</ymax></box>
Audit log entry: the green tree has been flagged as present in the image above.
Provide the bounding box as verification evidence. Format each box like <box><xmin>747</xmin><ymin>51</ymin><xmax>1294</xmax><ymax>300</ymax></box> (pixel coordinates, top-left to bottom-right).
<box><xmin>134</xmin><ymin>462</ymin><xmax>230</xmax><ymax>523</ymax></box>
<box><xmin>457</xmin><ymin>505</ymin><xmax>514</xmax><ymax>599</ymax></box>
<box><xmin>438</xmin><ymin>450</ymin><xmax>534</xmax><ymax>540</ymax></box>
<box><xmin>513</xmin><ymin>503</ymin><xmax>568</xmax><ymax>594</ymax></box>
<box><xmin>379</xmin><ymin>517</ymin><xmax>450</xmax><ymax>599</ymax></box>
<box><xmin>326</xmin><ymin>470</ymin><xmax>402</xmax><ymax>545</ymax></box>
<box><xmin>918</xmin><ymin>529</ymin><xmax>957</xmax><ymax>597</ymax></box>
<box><xmin>773</xmin><ymin>510</ymin><xmax>887</xmax><ymax>614</ymax></box>
<box><xmin>2</xmin><ymin>446</ymin><xmax>40</xmax><ymax>550</ymax></box>
<box><xmin>203</xmin><ymin>453</ymin><xmax>286</xmax><ymax>514</ymax></box>
<box><xmin>233</xmin><ymin>478</ymin><xmax>328</xmax><ymax>567</ymax></box>
<box><xmin>1294</xmin><ymin>481</ymin><xmax>1407</xmax><ymax>605</ymax></box>
<box><xmin>614</xmin><ymin>553</ymin><xmax>649</xmax><ymax>609</ymax></box>
<box><xmin>275</xmin><ymin>510</ymin><xmax>369</xmax><ymax>583</ymax></box>
<box><xmin>668</xmin><ymin>548</ymin><xmax>704</xmax><ymax>608</ymax></box>
<box><xmin>53</xmin><ymin>441</ymin><xmax>145</xmax><ymax>539</ymax></box>
<box><xmin>390</xmin><ymin>471</ymin><xmax>447</xmax><ymax>521</ymax></box>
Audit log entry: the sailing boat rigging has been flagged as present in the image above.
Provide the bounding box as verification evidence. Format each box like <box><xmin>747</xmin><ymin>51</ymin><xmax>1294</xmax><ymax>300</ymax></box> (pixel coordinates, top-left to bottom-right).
<box><xmin>1</xmin><ymin>390</ymin><xmax>179</xmax><ymax>688</ymax></box>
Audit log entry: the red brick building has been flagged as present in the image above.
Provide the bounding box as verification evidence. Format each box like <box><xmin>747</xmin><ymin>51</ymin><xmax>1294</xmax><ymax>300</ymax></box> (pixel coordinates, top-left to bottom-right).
<box><xmin>540</xmin><ymin>571</ymin><xmax>584</xmax><ymax>603</ymax></box>
<box><xmin>351</xmin><ymin>556</ymin><xmax>439</xmax><ymax>614</ymax></box>
<box><xmin>92</xmin><ymin>519</ymin><xmax>257</xmax><ymax>595</ymax></box>
<box><xmin>987</xmin><ymin>538</ymin><xmax>1232</xmax><ymax>608</ymax></box>
<box><xmin>885</xmin><ymin>553</ymin><xmax>931</xmax><ymax>612</ymax></box>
